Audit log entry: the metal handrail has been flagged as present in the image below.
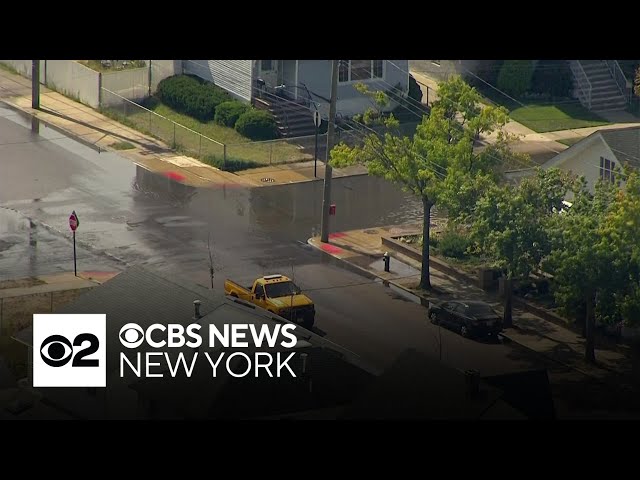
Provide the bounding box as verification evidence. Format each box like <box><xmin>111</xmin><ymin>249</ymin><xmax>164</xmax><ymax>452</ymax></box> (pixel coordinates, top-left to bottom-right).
<box><xmin>570</xmin><ymin>60</ymin><xmax>592</xmax><ymax>110</ymax></box>
<box><xmin>605</xmin><ymin>60</ymin><xmax>632</xmax><ymax>105</ymax></box>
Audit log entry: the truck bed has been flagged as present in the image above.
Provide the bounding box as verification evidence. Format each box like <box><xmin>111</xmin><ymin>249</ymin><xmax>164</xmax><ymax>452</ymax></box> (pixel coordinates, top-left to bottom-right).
<box><xmin>224</xmin><ymin>279</ymin><xmax>252</xmax><ymax>295</ymax></box>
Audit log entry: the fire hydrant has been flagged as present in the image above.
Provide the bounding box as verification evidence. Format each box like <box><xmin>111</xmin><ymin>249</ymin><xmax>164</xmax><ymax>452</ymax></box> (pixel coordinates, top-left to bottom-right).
<box><xmin>383</xmin><ymin>252</ymin><xmax>391</xmax><ymax>272</ymax></box>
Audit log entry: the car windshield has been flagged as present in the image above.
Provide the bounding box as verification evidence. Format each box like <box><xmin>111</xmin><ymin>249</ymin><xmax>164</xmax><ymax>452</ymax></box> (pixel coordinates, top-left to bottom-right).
<box><xmin>264</xmin><ymin>281</ymin><xmax>302</xmax><ymax>298</ymax></box>
<box><xmin>466</xmin><ymin>303</ymin><xmax>496</xmax><ymax>316</ymax></box>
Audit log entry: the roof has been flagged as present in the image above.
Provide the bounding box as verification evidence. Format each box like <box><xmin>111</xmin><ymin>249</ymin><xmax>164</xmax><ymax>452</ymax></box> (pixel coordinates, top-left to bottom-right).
<box><xmin>340</xmin><ymin>349</ymin><xmax>519</xmax><ymax>420</ymax></box>
<box><xmin>131</xmin><ymin>344</ymin><xmax>376</xmax><ymax>419</ymax></box>
<box><xmin>129</xmin><ymin>299</ymin><xmax>379</xmax><ymax>419</ymax></box>
<box><xmin>483</xmin><ymin>369</ymin><xmax>555</xmax><ymax>419</ymax></box>
<box><xmin>12</xmin><ymin>264</ymin><xmax>380</xmax><ymax>419</ymax></box>
<box><xmin>12</xmin><ymin>265</ymin><xmax>222</xmax><ymax>352</ymax></box>
<box><xmin>599</xmin><ymin>126</ymin><xmax>640</xmax><ymax>168</ymax></box>
<box><xmin>260</xmin><ymin>274</ymin><xmax>291</xmax><ymax>284</ymax></box>
<box><xmin>540</xmin><ymin>125</ymin><xmax>640</xmax><ymax>171</ymax></box>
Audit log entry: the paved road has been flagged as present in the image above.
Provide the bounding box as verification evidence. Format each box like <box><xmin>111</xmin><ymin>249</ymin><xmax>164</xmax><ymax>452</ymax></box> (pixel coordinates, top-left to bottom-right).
<box><xmin>6</xmin><ymin>103</ymin><xmax>638</xmax><ymax>418</ymax></box>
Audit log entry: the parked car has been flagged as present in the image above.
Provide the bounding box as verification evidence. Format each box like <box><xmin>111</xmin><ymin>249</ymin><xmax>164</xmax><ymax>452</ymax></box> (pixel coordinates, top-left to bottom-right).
<box><xmin>428</xmin><ymin>300</ymin><xmax>503</xmax><ymax>339</ymax></box>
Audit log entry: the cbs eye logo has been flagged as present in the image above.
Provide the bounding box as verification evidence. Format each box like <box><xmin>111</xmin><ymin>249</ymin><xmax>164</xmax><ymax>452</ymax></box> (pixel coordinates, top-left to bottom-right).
<box><xmin>33</xmin><ymin>314</ymin><xmax>107</xmax><ymax>388</ymax></box>
<box><xmin>119</xmin><ymin>323</ymin><xmax>144</xmax><ymax>348</ymax></box>
<box><xmin>40</xmin><ymin>333</ymin><xmax>100</xmax><ymax>367</ymax></box>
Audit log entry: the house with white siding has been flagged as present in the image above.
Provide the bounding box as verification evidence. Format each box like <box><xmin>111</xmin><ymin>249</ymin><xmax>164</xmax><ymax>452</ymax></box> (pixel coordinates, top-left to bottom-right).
<box><xmin>182</xmin><ymin>60</ymin><xmax>410</xmax><ymax>137</ymax></box>
<box><xmin>506</xmin><ymin>126</ymin><xmax>640</xmax><ymax>193</ymax></box>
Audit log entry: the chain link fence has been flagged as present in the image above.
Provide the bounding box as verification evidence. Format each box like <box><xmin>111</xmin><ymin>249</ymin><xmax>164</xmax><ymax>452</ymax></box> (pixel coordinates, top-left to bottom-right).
<box><xmin>99</xmin><ymin>88</ymin><xmax>377</xmax><ymax>170</ymax></box>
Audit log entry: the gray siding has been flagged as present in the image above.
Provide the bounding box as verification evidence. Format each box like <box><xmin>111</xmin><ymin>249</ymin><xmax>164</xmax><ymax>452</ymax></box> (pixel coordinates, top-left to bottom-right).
<box><xmin>297</xmin><ymin>60</ymin><xmax>409</xmax><ymax>117</ymax></box>
<box><xmin>183</xmin><ymin>60</ymin><xmax>253</xmax><ymax>102</ymax></box>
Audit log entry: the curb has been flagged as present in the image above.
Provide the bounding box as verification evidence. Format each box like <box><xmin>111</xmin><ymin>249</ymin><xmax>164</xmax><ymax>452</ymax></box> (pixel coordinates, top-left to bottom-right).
<box><xmin>1</xmin><ymin>98</ymin><xmax>369</xmax><ymax>189</ymax></box>
<box><xmin>498</xmin><ymin>330</ymin><xmax>605</xmax><ymax>383</ymax></box>
<box><xmin>0</xmin><ymin>99</ymin><xmax>103</xmax><ymax>154</ymax></box>
<box><xmin>307</xmin><ymin>235</ymin><xmax>610</xmax><ymax>383</ymax></box>
<box><xmin>307</xmin><ymin>238</ymin><xmax>434</xmax><ymax>308</ymax></box>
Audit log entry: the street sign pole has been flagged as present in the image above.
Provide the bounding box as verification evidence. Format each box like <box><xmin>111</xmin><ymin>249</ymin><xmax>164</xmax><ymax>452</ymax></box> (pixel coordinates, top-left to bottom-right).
<box><xmin>314</xmin><ymin>126</ymin><xmax>318</xmax><ymax>178</ymax></box>
<box><xmin>69</xmin><ymin>210</ymin><xmax>79</xmax><ymax>277</ymax></box>
<box><xmin>313</xmin><ymin>110</ymin><xmax>321</xmax><ymax>178</ymax></box>
<box><xmin>73</xmin><ymin>231</ymin><xmax>77</xmax><ymax>277</ymax></box>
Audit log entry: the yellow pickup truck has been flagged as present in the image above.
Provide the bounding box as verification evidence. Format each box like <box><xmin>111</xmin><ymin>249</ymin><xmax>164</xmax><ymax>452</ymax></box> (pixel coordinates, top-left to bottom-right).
<box><xmin>224</xmin><ymin>274</ymin><xmax>315</xmax><ymax>328</ymax></box>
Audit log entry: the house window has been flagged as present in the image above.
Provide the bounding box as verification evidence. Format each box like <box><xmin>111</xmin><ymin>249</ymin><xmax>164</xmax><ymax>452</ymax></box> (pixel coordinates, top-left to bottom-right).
<box><xmin>338</xmin><ymin>61</ymin><xmax>385</xmax><ymax>83</ymax></box>
<box><xmin>261</xmin><ymin>60</ymin><xmax>273</xmax><ymax>71</ymax></box>
<box><xmin>600</xmin><ymin>156</ymin><xmax>616</xmax><ymax>183</ymax></box>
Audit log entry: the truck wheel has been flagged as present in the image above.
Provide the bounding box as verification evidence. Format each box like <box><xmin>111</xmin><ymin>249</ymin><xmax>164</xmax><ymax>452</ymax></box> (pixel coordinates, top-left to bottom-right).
<box><xmin>303</xmin><ymin>317</ymin><xmax>314</xmax><ymax>330</ymax></box>
<box><xmin>230</xmin><ymin>293</ymin><xmax>238</xmax><ymax>298</ymax></box>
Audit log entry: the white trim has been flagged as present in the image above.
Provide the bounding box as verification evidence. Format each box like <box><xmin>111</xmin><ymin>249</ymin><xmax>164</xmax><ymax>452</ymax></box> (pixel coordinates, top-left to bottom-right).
<box><xmin>338</xmin><ymin>60</ymin><xmax>386</xmax><ymax>85</ymax></box>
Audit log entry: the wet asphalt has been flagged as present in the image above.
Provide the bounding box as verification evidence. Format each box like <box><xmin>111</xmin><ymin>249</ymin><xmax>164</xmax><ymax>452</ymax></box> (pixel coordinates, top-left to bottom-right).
<box><xmin>2</xmin><ymin>104</ymin><xmax>632</xmax><ymax>417</ymax></box>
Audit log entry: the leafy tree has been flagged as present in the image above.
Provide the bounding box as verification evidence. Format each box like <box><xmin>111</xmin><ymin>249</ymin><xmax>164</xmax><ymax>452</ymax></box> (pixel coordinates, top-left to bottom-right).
<box><xmin>331</xmin><ymin>76</ymin><xmax>508</xmax><ymax>289</ymax></box>
<box><xmin>471</xmin><ymin>168</ymin><xmax>572</xmax><ymax>326</ymax></box>
<box><xmin>635</xmin><ymin>67</ymin><xmax>640</xmax><ymax>97</ymax></box>
<box><xmin>545</xmin><ymin>177</ymin><xmax>620</xmax><ymax>363</ymax></box>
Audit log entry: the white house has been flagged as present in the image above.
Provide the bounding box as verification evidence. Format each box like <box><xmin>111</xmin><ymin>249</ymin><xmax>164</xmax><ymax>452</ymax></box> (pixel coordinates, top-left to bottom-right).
<box><xmin>506</xmin><ymin>126</ymin><xmax>640</xmax><ymax>193</ymax></box>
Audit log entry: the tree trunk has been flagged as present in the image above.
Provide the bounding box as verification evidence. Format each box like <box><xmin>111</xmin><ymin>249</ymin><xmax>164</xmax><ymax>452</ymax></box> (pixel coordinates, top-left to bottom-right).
<box><xmin>585</xmin><ymin>289</ymin><xmax>596</xmax><ymax>364</ymax></box>
<box><xmin>419</xmin><ymin>197</ymin><xmax>432</xmax><ymax>290</ymax></box>
<box><xmin>503</xmin><ymin>276</ymin><xmax>513</xmax><ymax>328</ymax></box>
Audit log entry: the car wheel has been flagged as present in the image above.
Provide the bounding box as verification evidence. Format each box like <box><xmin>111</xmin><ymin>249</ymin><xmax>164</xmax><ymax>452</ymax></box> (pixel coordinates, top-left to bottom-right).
<box><xmin>429</xmin><ymin>311</ymin><xmax>439</xmax><ymax>325</ymax></box>
<box><xmin>460</xmin><ymin>325</ymin><xmax>470</xmax><ymax>338</ymax></box>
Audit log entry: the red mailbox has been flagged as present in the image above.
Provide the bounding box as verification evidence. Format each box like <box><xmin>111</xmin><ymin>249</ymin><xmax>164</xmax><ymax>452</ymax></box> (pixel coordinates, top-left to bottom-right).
<box><xmin>329</xmin><ymin>204</ymin><xmax>336</xmax><ymax>216</ymax></box>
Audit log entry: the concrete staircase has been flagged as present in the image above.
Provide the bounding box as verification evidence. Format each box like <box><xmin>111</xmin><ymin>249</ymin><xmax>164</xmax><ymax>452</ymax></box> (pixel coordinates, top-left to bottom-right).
<box><xmin>254</xmin><ymin>92</ymin><xmax>316</xmax><ymax>138</ymax></box>
<box><xmin>574</xmin><ymin>60</ymin><xmax>628</xmax><ymax>113</ymax></box>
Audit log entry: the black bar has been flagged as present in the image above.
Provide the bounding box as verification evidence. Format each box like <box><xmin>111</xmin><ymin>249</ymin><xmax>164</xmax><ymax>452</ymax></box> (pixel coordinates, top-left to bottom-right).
<box><xmin>73</xmin><ymin>231</ymin><xmax>77</xmax><ymax>277</ymax></box>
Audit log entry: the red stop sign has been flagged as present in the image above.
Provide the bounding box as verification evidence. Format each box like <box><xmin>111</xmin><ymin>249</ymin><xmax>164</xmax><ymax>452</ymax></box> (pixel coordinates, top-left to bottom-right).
<box><xmin>69</xmin><ymin>212</ymin><xmax>79</xmax><ymax>232</ymax></box>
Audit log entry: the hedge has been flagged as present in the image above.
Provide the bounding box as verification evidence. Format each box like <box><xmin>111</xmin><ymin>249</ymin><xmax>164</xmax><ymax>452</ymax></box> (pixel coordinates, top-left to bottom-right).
<box><xmin>497</xmin><ymin>60</ymin><xmax>535</xmax><ymax>98</ymax></box>
<box><xmin>156</xmin><ymin>75</ymin><xmax>231</xmax><ymax>122</ymax></box>
<box><xmin>214</xmin><ymin>100</ymin><xmax>250</xmax><ymax>127</ymax></box>
<box><xmin>235</xmin><ymin>109</ymin><xmax>278</xmax><ymax>140</ymax></box>
<box><xmin>204</xmin><ymin>154</ymin><xmax>262</xmax><ymax>172</ymax></box>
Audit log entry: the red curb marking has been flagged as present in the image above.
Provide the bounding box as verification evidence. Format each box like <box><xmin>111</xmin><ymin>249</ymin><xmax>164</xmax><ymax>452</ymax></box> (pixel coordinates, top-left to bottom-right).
<box><xmin>320</xmin><ymin>243</ymin><xmax>344</xmax><ymax>255</ymax></box>
<box><xmin>329</xmin><ymin>232</ymin><xmax>346</xmax><ymax>239</ymax></box>
<box><xmin>164</xmin><ymin>171</ymin><xmax>186</xmax><ymax>182</ymax></box>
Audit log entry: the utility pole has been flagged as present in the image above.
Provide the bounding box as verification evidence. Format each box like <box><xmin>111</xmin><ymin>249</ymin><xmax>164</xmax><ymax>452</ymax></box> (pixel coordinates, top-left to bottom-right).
<box><xmin>320</xmin><ymin>60</ymin><xmax>339</xmax><ymax>243</ymax></box>
<box><xmin>32</xmin><ymin>60</ymin><xmax>40</xmax><ymax>109</ymax></box>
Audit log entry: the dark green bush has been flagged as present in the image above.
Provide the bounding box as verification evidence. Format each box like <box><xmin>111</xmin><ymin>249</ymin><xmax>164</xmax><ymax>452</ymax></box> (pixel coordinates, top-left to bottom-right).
<box><xmin>437</xmin><ymin>228</ymin><xmax>471</xmax><ymax>259</ymax></box>
<box><xmin>204</xmin><ymin>154</ymin><xmax>261</xmax><ymax>172</ymax></box>
<box><xmin>530</xmin><ymin>60</ymin><xmax>573</xmax><ymax>98</ymax></box>
<box><xmin>497</xmin><ymin>60</ymin><xmax>535</xmax><ymax>98</ymax></box>
<box><xmin>156</xmin><ymin>75</ymin><xmax>231</xmax><ymax>122</ymax></box>
<box><xmin>408</xmin><ymin>74</ymin><xmax>423</xmax><ymax>103</ymax></box>
<box><xmin>235</xmin><ymin>109</ymin><xmax>278</xmax><ymax>140</ymax></box>
<box><xmin>214</xmin><ymin>100</ymin><xmax>250</xmax><ymax>127</ymax></box>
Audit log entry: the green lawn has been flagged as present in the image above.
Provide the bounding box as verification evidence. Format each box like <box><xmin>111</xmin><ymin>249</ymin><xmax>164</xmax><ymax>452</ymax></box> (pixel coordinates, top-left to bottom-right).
<box><xmin>509</xmin><ymin>104</ymin><xmax>610</xmax><ymax>133</ymax></box>
<box><xmin>101</xmin><ymin>98</ymin><xmax>309</xmax><ymax>168</ymax></box>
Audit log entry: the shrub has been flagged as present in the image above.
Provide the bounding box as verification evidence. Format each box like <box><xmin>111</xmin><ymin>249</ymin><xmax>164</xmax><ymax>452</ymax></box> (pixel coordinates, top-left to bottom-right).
<box><xmin>408</xmin><ymin>75</ymin><xmax>423</xmax><ymax>103</ymax></box>
<box><xmin>437</xmin><ymin>227</ymin><xmax>471</xmax><ymax>259</ymax></box>
<box><xmin>497</xmin><ymin>60</ymin><xmax>535</xmax><ymax>98</ymax></box>
<box><xmin>203</xmin><ymin>154</ymin><xmax>261</xmax><ymax>172</ymax></box>
<box><xmin>235</xmin><ymin>109</ymin><xmax>278</xmax><ymax>140</ymax></box>
<box><xmin>214</xmin><ymin>100</ymin><xmax>250</xmax><ymax>127</ymax></box>
<box><xmin>156</xmin><ymin>75</ymin><xmax>231</xmax><ymax>122</ymax></box>
<box><xmin>530</xmin><ymin>60</ymin><xmax>573</xmax><ymax>98</ymax></box>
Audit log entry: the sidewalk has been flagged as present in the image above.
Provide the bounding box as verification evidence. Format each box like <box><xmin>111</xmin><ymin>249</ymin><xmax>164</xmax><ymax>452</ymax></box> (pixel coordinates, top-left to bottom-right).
<box><xmin>0</xmin><ymin>271</ymin><xmax>119</xmax><ymax>299</ymax></box>
<box><xmin>410</xmin><ymin>68</ymin><xmax>640</xmax><ymax>166</ymax></box>
<box><xmin>308</xmin><ymin>225</ymin><xmax>636</xmax><ymax>384</ymax></box>
<box><xmin>0</xmin><ymin>67</ymin><xmax>366</xmax><ymax>189</ymax></box>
